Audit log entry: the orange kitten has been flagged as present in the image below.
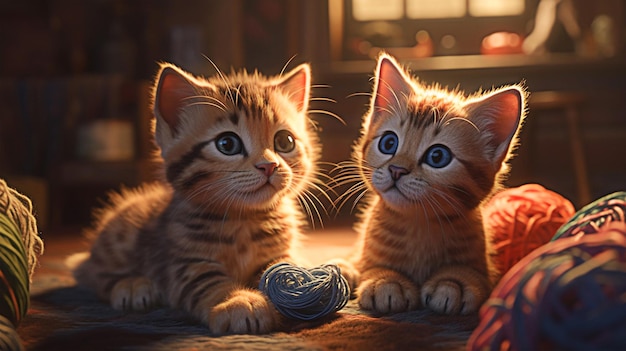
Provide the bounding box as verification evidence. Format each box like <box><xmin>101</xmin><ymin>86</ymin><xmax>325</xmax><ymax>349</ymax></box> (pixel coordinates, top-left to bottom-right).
<box><xmin>338</xmin><ymin>53</ymin><xmax>526</xmax><ymax>315</ymax></box>
<box><xmin>73</xmin><ymin>62</ymin><xmax>321</xmax><ymax>334</ymax></box>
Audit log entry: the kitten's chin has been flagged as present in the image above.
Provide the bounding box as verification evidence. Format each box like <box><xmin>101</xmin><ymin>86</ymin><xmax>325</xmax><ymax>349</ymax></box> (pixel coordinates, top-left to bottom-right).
<box><xmin>378</xmin><ymin>186</ymin><xmax>413</xmax><ymax>209</ymax></box>
<box><xmin>245</xmin><ymin>183</ymin><xmax>284</xmax><ymax>208</ymax></box>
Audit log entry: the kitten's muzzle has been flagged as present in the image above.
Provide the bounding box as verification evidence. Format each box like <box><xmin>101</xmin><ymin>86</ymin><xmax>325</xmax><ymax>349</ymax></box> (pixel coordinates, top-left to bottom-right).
<box><xmin>256</xmin><ymin>162</ymin><xmax>279</xmax><ymax>178</ymax></box>
<box><xmin>388</xmin><ymin>165</ymin><xmax>409</xmax><ymax>181</ymax></box>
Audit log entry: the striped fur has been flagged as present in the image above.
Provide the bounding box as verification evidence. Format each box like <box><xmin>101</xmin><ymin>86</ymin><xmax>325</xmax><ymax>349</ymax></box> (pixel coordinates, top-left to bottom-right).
<box><xmin>73</xmin><ymin>62</ymin><xmax>321</xmax><ymax>334</ymax></box>
<box><xmin>337</xmin><ymin>53</ymin><xmax>526</xmax><ymax>315</ymax></box>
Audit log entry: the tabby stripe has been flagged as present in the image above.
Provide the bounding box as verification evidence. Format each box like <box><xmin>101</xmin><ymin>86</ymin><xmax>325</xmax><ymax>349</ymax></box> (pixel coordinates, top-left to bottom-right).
<box><xmin>456</xmin><ymin>158</ymin><xmax>493</xmax><ymax>193</ymax></box>
<box><xmin>229</xmin><ymin>111</ymin><xmax>239</xmax><ymax>125</ymax></box>
<box><xmin>251</xmin><ymin>228</ymin><xmax>280</xmax><ymax>242</ymax></box>
<box><xmin>166</xmin><ymin>141</ymin><xmax>211</xmax><ymax>183</ymax></box>
<box><xmin>365</xmin><ymin>241</ymin><xmax>407</xmax><ymax>262</ymax></box>
<box><xmin>182</xmin><ymin>217</ymin><xmax>225</xmax><ymax>231</ymax></box>
<box><xmin>184</xmin><ymin>221</ymin><xmax>207</xmax><ymax>231</ymax></box>
<box><xmin>188</xmin><ymin>210</ymin><xmax>228</xmax><ymax>221</ymax></box>
<box><xmin>186</xmin><ymin>230</ymin><xmax>235</xmax><ymax>245</ymax></box>
<box><xmin>182</xmin><ymin>171</ymin><xmax>212</xmax><ymax>191</ymax></box>
<box><xmin>178</xmin><ymin>270</ymin><xmax>227</xmax><ymax>306</ymax></box>
<box><xmin>373</xmin><ymin>231</ymin><xmax>407</xmax><ymax>251</ymax></box>
<box><xmin>259</xmin><ymin>236</ymin><xmax>289</xmax><ymax>248</ymax></box>
<box><xmin>174</xmin><ymin>258</ymin><xmax>220</xmax><ymax>277</ymax></box>
<box><xmin>450</xmin><ymin>184</ymin><xmax>481</xmax><ymax>210</ymax></box>
<box><xmin>442</xmin><ymin>212</ymin><xmax>464</xmax><ymax>223</ymax></box>
<box><xmin>411</xmin><ymin>110</ymin><xmax>436</xmax><ymax>130</ymax></box>
<box><xmin>173</xmin><ymin>257</ymin><xmax>219</xmax><ymax>265</ymax></box>
<box><xmin>189</xmin><ymin>279</ymin><xmax>227</xmax><ymax>308</ymax></box>
<box><xmin>379</xmin><ymin>219</ymin><xmax>408</xmax><ymax>237</ymax></box>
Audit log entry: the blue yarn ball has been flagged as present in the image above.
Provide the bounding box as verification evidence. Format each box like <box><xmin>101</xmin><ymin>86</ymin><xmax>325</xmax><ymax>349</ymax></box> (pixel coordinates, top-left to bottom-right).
<box><xmin>259</xmin><ymin>262</ymin><xmax>350</xmax><ymax>321</ymax></box>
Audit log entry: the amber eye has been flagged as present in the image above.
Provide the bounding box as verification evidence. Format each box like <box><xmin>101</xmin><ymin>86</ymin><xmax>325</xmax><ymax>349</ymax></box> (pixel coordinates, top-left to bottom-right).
<box><xmin>274</xmin><ymin>130</ymin><xmax>296</xmax><ymax>153</ymax></box>
<box><xmin>215</xmin><ymin>132</ymin><xmax>243</xmax><ymax>155</ymax></box>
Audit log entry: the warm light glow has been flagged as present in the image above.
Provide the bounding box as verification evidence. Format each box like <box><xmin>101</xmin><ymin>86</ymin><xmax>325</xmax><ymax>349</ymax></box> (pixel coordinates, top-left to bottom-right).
<box><xmin>352</xmin><ymin>0</ymin><xmax>404</xmax><ymax>21</ymax></box>
<box><xmin>407</xmin><ymin>0</ymin><xmax>466</xmax><ymax>19</ymax></box>
<box><xmin>469</xmin><ymin>0</ymin><xmax>525</xmax><ymax>17</ymax></box>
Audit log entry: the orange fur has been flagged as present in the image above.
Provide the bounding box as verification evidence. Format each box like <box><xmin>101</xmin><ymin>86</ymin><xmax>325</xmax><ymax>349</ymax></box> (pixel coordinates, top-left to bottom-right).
<box><xmin>337</xmin><ymin>53</ymin><xmax>527</xmax><ymax>315</ymax></box>
<box><xmin>73</xmin><ymin>62</ymin><xmax>322</xmax><ymax>334</ymax></box>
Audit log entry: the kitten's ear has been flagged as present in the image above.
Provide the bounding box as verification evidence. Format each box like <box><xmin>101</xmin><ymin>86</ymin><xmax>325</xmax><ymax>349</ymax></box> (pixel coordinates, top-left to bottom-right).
<box><xmin>275</xmin><ymin>64</ymin><xmax>311</xmax><ymax>114</ymax></box>
<box><xmin>153</xmin><ymin>64</ymin><xmax>199</xmax><ymax>134</ymax></box>
<box><xmin>369</xmin><ymin>53</ymin><xmax>412</xmax><ymax>125</ymax></box>
<box><xmin>466</xmin><ymin>86</ymin><xmax>526</xmax><ymax>166</ymax></box>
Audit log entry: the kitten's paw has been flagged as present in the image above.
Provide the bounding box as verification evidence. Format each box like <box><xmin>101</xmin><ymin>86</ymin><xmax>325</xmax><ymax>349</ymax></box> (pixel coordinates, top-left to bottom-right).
<box><xmin>421</xmin><ymin>278</ymin><xmax>480</xmax><ymax>315</ymax></box>
<box><xmin>110</xmin><ymin>276</ymin><xmax>160</xmax><ymax>312</ymax></box>
<box><xmin>357</xmin><ymin>277</ymin><xmax>419</xmax><ymax>314</ymax></box>
<box><xmin>209</xmin><ymin>290</ymin><xmax>278</xmax><ymax>335</ymax></box>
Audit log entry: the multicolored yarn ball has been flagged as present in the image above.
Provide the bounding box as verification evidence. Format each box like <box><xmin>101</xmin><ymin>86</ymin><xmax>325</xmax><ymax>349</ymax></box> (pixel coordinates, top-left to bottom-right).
<box><xmin>259</xmin><ymin>262</ymin><xmax>350</xmax><ymax>321</ymax></box>
<box><xmin>552</xmin><ymin>191</ymin><xmax>626</xmax><ymax>241</ymax></box>
<box><xmin>467</xmin><ymin>221</ymin><xmax>626</xmax><ymax>351</ymax></box>
<box><xmin>482</xmin><ymin>183</ymin><xmax>575</xmax><ymax>274</ymax></box>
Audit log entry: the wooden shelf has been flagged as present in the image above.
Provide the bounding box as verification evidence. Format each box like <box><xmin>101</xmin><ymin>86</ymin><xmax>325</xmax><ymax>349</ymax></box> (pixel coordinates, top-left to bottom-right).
<box><xmin>55</xmin><ymin>159</ymin><xmax>162</xmax><ymax>186</ymax></box>
<box><xmin>329</xmin><ymin>53</ymin><xmax>626</xmax><ymax>75</ymax></box>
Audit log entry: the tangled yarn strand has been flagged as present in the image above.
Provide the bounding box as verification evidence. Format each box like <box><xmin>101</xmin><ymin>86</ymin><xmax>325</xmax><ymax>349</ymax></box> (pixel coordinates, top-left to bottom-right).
<box><xmin>259</xmin><ymin>262</ymin><xmax>350</xmax><ymax>320</ymax></box>
<box><xmin>0</xmin><ymin>179</ymin><xmax>43</xmax><ymax>280</ymax></box>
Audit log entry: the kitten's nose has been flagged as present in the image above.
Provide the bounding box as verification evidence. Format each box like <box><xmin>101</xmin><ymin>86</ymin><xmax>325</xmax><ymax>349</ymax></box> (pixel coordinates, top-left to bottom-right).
<box><xmin>388</xmin><ymin>165</ymin><xmax>409</xmax><ymax>180</ymax></box>
<box><xmin>256</xmin><ymin>162</ymin><xmax>278</xmax><ymax>177</ymax></box>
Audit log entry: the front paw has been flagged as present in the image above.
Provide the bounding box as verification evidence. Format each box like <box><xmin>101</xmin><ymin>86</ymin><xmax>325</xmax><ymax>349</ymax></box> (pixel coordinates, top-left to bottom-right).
<box><xmin>421</xmin><ymin>278</ymin><xmax>481</xmax><ymax>315</ymax></box>
<box><xmin>357</xmin><ymin>277</ymin><xmax>419</xmax><ymax>314</ymax></box>
<box><xmin>110</xmin><ymin>276</ymin><xmax>160</xmax><ymax>312</ymax></box>
<box><xmin>209</xmin><ymin>289</ymin><xmax>278</xmax><ymax>335</ymax></box>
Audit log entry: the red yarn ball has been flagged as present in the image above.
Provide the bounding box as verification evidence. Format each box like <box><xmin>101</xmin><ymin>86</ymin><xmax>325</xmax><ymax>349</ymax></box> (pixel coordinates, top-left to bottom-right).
<box><xmin>483</xmin><ymin>184</ymin><xmax>575</xmax><ymax>275</ymax></box>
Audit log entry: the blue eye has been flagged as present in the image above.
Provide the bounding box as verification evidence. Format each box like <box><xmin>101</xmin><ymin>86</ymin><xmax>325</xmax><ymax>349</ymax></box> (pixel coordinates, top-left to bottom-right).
<box><xmin>423</xmin><ymin>144</ymin><xmax>452</xmax><ymax>168</ymax></box>
<box><xmin>378</xmin><ymin>131</ymin><xmax>398</xmax><ymax>155</ymax></box>
<box><xmin>215</xmin><ymin>132</ymin><xmax>243</xmax><ymax>155</ymax></box>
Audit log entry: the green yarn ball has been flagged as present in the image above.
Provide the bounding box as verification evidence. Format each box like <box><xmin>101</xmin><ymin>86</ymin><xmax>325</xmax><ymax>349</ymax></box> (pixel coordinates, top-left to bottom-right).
<box><xmin>0</xmin><ymin>212</ymin><xmax>29</xmax><ymax>327</ymax></box>
<box><xmin>0</xmin><ymin>315</ymin><xmax>24</xmax><ymax>351</ymax></box>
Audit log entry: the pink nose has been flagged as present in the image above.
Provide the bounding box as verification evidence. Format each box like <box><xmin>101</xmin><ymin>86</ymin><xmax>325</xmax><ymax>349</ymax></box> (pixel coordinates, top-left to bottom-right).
<box><xmin>388</xmin><ymin>165</ymin><xmax>409</xmax><ymax>180</ymax></box>
<box><xmin>256</xmin><ymin>162</ymin><xmax>278</xmax><ymax>177</ymax></box>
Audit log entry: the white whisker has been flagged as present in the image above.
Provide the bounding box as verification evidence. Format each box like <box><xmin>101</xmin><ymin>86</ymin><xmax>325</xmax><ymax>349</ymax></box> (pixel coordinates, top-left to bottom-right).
<box><xmin>309</xmin><ymin>109</ymin><xmax>346</xmax><ymax>126</ymax></box>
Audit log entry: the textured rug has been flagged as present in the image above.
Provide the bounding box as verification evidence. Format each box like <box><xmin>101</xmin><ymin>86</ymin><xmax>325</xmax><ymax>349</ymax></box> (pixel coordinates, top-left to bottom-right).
<box><xmin>16</xmin><ymin>232</ymin><xmax>478</xmax><ymax>351</ymax></box>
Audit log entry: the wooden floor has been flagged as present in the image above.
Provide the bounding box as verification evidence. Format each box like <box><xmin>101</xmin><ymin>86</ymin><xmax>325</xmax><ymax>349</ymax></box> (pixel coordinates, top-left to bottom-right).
<box><xmin>36</xmin><ymin>226</ymin><xmax>359</xmax><ymax>276</ymax></box>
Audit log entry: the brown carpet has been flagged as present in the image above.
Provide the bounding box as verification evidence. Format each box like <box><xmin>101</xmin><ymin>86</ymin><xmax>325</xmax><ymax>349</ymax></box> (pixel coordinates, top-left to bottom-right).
<box><xmin>17</xmin><ymin>229</ymin><xmax>477</xmax><ymax>351</ymax></box>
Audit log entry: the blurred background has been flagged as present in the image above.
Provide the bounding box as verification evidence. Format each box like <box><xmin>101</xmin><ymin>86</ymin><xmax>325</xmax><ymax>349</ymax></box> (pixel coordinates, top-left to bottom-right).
<box><xmin>0</xmin><ymin>0</ymin><xmax>624</xmax><ymax>233</ymax></box>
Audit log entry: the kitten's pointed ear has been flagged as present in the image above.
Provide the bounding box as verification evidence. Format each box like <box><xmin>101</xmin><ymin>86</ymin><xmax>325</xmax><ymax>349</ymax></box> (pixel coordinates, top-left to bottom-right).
<box><xmin>370</xmin><ymin>54</ymin><xmax>412</xmax><ymax>125</ymax></box>
<box><xmin>275</xmin><ymin>64</ymin><xmax>311</xmax><ymax>114</ymax></box>
<box><xmin>466</xmin><ymin>86</ymin><xmax>526</xmax><ymax>166</ymax></box>
<box><xmin>153</xmin><ymin>64</ymin><xmax>198</xmax><ymax>134</ymax></box>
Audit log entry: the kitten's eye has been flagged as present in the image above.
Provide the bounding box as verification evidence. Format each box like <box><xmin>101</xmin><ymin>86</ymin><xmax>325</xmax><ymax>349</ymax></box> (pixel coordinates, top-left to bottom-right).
<box><xmin>274</xmin><ymin>130</ymin><xmax>296</xmax><ymax>153</ymax></box>
<box><xmin>215</xmin><ymin>132</ymin><xmax>243</xmax><ymax>155</ymax></box>
<box><xmin>378</xmin><ymin>131</ymin><xmax>398</xmax><ymax>155</ymax></box>
<box><xmin>423</xmin><ymin>144</ymin><xmax>452</xmax><ymax>168</ymax></box>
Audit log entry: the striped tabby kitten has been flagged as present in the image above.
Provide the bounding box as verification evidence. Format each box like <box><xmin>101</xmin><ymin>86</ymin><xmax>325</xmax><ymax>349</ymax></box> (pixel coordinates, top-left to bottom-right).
<box><xmin>73</xmin><ymin>62</ymin><xmax>320</xmax><ymax>334</ymax></box>
<box><xmin>339</xmin><ymin>53</ymin><xmax>526</xmax><ymax>315</ymax></box>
